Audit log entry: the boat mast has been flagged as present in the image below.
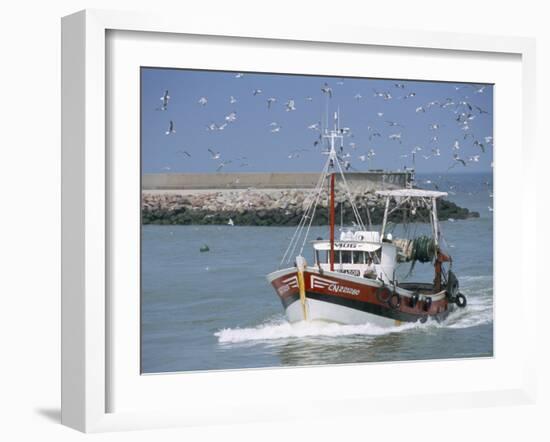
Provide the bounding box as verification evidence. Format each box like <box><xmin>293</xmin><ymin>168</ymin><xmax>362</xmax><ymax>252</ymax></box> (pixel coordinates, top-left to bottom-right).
<box><xmin>432</xmin><ymin>196</ymin><xmax>443</xmax><ymax>291</ymax></box>
<box><xmin>431</xmin><ymin>196</ymin><xmax>439</xmax><ymax>247</ymax></box>
<box><xmin>330</xmin><ymin>172</ymin><xmax>335</xmax><ymax>271</ymax></box>
<box><xmin>380</xmin><ymin>196</ymin><xmax>390</xmax><ymax>239</ymax></box>
<box><xmin>324</xmin><ymin>112</ymin><xmax>341</xmax><ymax>272</ymax></box>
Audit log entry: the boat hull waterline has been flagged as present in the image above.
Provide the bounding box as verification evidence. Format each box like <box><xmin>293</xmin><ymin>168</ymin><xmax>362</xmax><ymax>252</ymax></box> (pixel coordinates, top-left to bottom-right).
<box><xmin>267</xmin><ymin>267</ymin><xmax>452</xmax><ymax>326</ymax></box>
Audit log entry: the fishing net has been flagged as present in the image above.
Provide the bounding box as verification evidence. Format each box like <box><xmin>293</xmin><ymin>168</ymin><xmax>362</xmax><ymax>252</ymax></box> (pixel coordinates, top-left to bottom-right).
<box><xmin>411</xmin><ymin>235</ymin><xmax>437</xmax><ymax>263</ymax></box>
<box><xmin>394</xmin><ymin>235</ymin><xmax>436</xmax><ymax>263</ymax></box>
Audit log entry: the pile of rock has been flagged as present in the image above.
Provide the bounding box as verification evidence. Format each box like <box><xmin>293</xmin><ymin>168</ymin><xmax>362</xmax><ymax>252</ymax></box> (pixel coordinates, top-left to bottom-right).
<box><xmin>141</xmin><ymin>188</ymin><xmax>478</xmax><ymax>226</ymax></box>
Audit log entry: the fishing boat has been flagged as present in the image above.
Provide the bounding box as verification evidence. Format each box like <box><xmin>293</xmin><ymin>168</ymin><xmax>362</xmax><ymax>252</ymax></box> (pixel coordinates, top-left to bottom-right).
<box><xmin>266</xmin><ymin>114</ymin><xmax>467</xmax><ymax>326</ymax></box>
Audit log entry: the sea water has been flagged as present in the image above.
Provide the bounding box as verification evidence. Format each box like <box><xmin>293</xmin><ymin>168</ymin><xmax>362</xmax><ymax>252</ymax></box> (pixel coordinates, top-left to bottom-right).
<box><xmin>141</xmin><ymin>172</ymin><xmax>493</xmax><ymax>373</ymax></box>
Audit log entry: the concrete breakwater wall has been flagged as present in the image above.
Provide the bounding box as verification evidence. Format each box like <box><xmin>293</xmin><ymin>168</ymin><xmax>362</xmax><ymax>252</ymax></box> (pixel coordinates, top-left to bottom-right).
<box><xmin>142</xmin><ymin>171</ymin><xmax>412</xmax><ymax>192</ymax></box>
<box><xmin>142</xmin><ymin>186</ymin><xmax>479</xmax><ymax>226</ymax></box>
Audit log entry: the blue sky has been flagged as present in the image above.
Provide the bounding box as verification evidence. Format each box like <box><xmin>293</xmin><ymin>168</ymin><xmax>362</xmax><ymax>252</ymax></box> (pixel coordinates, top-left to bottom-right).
<box><xmin>141</xmin><ymin>68</ymin><xmax>493</xmax><ymax>174</ymax></box>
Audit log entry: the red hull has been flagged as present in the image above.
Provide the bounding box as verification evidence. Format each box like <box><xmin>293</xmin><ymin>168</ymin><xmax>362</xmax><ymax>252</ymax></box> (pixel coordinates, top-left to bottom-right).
<box><xmin>269</xmin><ymin>268</ymin><xmax>451</xmax><ymax>323</ymax></box>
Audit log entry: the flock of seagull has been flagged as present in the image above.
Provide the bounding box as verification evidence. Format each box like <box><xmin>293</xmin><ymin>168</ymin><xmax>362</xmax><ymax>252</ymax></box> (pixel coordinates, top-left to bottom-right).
<box><xmin>152</xmin><ymin>72</ymin><xmax>493</xmax><ymax>187</ymax></box>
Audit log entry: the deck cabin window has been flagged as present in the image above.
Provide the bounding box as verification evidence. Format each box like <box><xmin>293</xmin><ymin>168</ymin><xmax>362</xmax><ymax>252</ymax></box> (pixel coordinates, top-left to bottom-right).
<box><xmin>315</xmin><ymin>248</ymin><xmax>381</xmax><ymax>265</ymax></box>
<box><xmin>315</xmin><ymin>250</ymin><xmax>329</xmax><ymax>264</ymax></box>
<box><xmin>340</xmin><ymin>251</ymin><xmax>352</xmax><ymax>264</ymax></box>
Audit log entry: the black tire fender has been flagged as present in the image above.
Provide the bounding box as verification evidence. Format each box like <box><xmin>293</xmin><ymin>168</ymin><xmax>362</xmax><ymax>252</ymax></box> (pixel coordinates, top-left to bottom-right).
<box><xmin>446</xmin><ymin>270</ymin><xmax>460</xmax><ymax>299</ymax></box>
<box><xmin>388</xmin><ymin>293</ymin><xmax>401</xmax><ymax>309</ymax></box>
<box><xmin>409</xmin><ymin>292</ymin><xmax>419</xmax><ymax>308</ymax></box>
<box><xmin>455</xmin><ymin>293</ymin><xmax>467</xmax><ymax>308</ymax></box>
<box><xmin>375</xmin><ymin>284</ymin><xmax>391</xmax><ymax>303</ymax></box>
<box><xmin>423</xmin><ymin>296</ymin><xmax>432</xmax><ymax>312</ymax></box>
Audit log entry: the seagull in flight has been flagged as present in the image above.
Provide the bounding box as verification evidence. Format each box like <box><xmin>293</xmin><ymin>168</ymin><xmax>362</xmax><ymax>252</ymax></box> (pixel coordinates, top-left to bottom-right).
<box><xmin>368</xmin><ymin>131</ymin><xmax>381</xmax><ymax>141</ymax></box>
<box><xmin>373</xmin><ymin>90</ymin><xmax>392</xmax><ymax>100</ymax></box>
<box><xmin>229</xmin><ymin>96</ymin><xmax>237</xmax><ymax>104</ymax></box>
<box><xmin>388</xmin><ymin>133</ymin><xmax>402</xmax><ymax>143</ymax></box>
<box><xmin>285</xmin><ymin>99</ymin><xmax>296</xmax><ymax>111</ymax></box>
<box><xmin>267</xmin><ymin>97</ymin><xmax>277</xmax><ymax>109</ymax></box>
<box><xmin>450</xmin><ymin>153</ymin><xmax>467</xmax><ymax>168</ymax></box>
<box><xmin>225</xmin><ymin>111</ymin><xmax>237</xmax><ymax>123</ymax></box>
<box><xmin>473</xmin><ymin>140</ymin><xmax>486</xmax><ymax>153</ymax></box>
<box><xmin>208</xmin><ymin>148</ymin><xmax>221</xmax><ymax>160</ymax></box>
<box><xmin>198</xmin><ymin>97</ymin><xmax>208</xmax><ymax>106</ymax></box>
<box><xmin>474</xmin><ymin>105</ymin><xmax>489</xmax><ymax>114</ymax></box>
<box><xmin>386</xmin><ymin>121</ymin><xmax>403</xmax><ymax>128</ymax></box>
<box><xmin>253</xmin><ymin>89</ymin><xmax>262</xmax><ymax>96</ymax></box>
<box><xmin>235</xmin><ymin>73</ymin><xmax>244</xmax><ymax>78</ymax></box>
<box><xmin>165</xmin><ymin>120</ymin><xmax>175</xmax><ymax>135</ymax></box>
<box><xmin>176</xmin><ymin>150</ymin><xmax>191</xmax><ymax>157</ymax></box>
<box><xmin>158</xmin><ymin>90</ymin><xmax>170</xmax><ymax>110</ymax></box>
<box><xmin>216</xmin><ymin>160</ymin><xmax>232</xmax><ymax>172</ymax></box>
<box><xmin>321</xmin><ymin>83</ymin><xmax>333</xmax><ymax>98</ymax></box>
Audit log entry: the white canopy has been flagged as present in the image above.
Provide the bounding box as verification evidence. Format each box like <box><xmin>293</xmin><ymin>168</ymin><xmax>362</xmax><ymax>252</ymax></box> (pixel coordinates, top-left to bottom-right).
<box><xmin>312</xmin><ymin>240</ymin><xmax>381</xmax><ymax>252</ymax></box>
<box><xmin>376</xmin><ymin>189</ymin><xmax>447</xmax><ymax>198</ymax></box>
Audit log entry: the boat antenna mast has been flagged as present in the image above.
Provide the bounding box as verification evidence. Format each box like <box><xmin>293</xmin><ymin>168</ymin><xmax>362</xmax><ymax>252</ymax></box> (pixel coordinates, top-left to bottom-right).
<box><xmin>323</xmin><ymin>112</ymin><xmax>342</xmax><ymax>271</ymax></box>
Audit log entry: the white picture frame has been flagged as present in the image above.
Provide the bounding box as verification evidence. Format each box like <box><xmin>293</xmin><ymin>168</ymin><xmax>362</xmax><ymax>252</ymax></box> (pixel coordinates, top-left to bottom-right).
<box><xmin>61</xmin><ymin>9</ymin><xmax>537</xmax><ymax>433</ymax></box>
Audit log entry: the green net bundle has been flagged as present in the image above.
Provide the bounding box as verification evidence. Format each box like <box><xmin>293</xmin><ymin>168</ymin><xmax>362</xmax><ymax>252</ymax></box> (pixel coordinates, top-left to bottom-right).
<box><xmin>411</xmin><ymin>235</ymin><xmax>437</xmax><ymax>263</ymax></box>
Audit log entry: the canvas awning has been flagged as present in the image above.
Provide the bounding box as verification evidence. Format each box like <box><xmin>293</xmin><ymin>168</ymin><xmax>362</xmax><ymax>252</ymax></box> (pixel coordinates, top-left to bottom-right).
<box><xmin>376</xmin><ymin>189</ymin><xmax>447</xmax><ymax>198</ymax></box>
<box><xmin>312</xmin><ymin>240</ymin><xmax>382</xmax><ymax>252</ymax></box>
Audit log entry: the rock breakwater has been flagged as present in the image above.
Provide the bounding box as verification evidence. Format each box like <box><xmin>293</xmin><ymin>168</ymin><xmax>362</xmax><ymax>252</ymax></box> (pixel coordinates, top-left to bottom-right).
<box><xmin>142</xmin><ymin>188</ymin><xmax>479</xmax><ymax>226</ymax></box>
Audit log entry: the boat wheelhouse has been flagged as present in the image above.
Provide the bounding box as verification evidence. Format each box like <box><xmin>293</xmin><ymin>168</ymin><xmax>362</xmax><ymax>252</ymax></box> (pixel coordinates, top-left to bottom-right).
<box><xmin>267</xmin><ymin>113</ymin><xmax>466</xmax><ymax>326</ymax></box>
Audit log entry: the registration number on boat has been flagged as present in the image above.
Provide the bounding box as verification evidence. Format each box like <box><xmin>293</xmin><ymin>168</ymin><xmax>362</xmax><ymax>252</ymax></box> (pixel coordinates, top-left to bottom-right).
<box><xmin>328</xmin><ymin>284</ymin><xmax>360</xmax><ymax>296</ymax></box>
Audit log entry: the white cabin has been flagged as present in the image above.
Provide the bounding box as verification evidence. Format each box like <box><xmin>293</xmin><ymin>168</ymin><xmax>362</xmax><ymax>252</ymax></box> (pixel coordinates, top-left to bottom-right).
<box><xmin>312</xmin><ymin>230</ymin><xmax>397</xmax><ymax>284</ymax></box>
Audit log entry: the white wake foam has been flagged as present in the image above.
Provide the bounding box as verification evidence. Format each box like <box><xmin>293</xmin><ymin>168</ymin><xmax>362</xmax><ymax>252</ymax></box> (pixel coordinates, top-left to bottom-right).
<box><xmin>216</xmin><ymin>316</ymin><xmax>434</xmax><ymax>344</ymax></box>
<box><xmin>216</xmin><ymin>301</ymin><xmax>492</xmax><ymax>344</ymax></box>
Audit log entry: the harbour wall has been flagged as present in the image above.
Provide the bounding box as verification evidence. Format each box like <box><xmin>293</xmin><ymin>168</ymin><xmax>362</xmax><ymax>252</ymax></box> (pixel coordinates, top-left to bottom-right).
<box><xmin>142</xmin><ymin>171</ymin><xmax>413</xmax><ymax>192</ymax></box>
<box><xmin>141</xmin><ymin>183</ymin><xmax>479</xmax><ymax>226</ymax></box>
